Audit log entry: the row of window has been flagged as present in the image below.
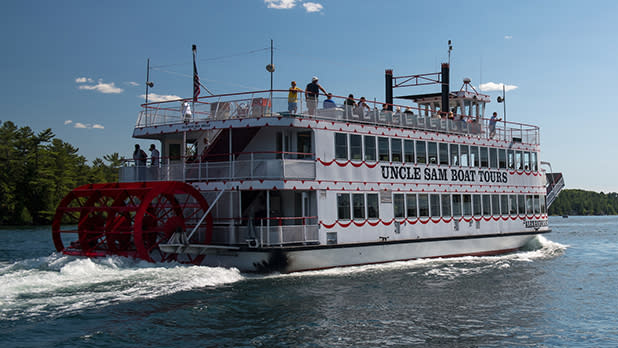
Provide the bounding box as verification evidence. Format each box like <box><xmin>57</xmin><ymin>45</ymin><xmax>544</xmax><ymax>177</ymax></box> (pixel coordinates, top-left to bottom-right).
<box><xmin>334</xmin><ymin>133</ymin><xmax>538</xmax><ymax>171</ymax></box>
<box><xmin>336</xmin><ymin>192</ymin><xmax>546</xmax><ymax>220</ymax></box>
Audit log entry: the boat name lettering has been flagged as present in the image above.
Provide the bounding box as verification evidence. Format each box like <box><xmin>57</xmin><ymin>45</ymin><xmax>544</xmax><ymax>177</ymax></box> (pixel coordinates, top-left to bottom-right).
<box><xmin>380</xmin><ymin>165</ymin><xmax>508</xmax><ymax>183</ymax></box>
<box><xmin>523</xmin><ymin>220</ymin><xmax>548</xmax><ymax>229</ymax></box>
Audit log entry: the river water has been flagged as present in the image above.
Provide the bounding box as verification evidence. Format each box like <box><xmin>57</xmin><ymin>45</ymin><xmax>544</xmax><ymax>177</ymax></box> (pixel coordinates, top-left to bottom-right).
<box><xmin>1</xmin><ymin>216</ymin><xmax>617</xmax><ymax>347</ymax></box>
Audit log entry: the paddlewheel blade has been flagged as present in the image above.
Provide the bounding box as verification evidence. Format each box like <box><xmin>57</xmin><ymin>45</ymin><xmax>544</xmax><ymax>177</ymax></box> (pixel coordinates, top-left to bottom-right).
<box><xmin>51</xmin><ymin>181</ymin><xmax>212</xmax><ymax>264</ymax></box>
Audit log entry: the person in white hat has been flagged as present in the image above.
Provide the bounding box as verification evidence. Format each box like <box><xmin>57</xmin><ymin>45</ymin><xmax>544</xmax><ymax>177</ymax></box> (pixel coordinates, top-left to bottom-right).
<box><xmin>305</xmin><ymin>76</ymin><xmax>327</xmax><ymax>116</ymax></box>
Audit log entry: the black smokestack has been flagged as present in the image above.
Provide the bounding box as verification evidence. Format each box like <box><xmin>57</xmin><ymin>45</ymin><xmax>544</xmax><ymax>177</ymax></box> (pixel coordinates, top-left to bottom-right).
<box><xmin>441</xmin><ymin>63</ymin><xmax>449</xmax><ymax>116</ymax></box>
<box><xmin>385</xmin><ymin>69</ymin><xmax>393</xmax><ymax>111</ymax></box>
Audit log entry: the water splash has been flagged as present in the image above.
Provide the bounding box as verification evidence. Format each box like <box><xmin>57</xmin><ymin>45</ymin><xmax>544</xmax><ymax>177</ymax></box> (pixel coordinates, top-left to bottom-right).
<box><xmin>0</xmin><ymin>253</ymin><xmax>243</xmax><ymax>321</ymax></box>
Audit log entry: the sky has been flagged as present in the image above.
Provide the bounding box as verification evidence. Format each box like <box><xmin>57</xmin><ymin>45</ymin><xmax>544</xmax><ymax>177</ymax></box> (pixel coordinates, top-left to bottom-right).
<box><xmin>2</xmin><ymin>0</ymin><xmax>618</xmax><ymax>192</ymax></box>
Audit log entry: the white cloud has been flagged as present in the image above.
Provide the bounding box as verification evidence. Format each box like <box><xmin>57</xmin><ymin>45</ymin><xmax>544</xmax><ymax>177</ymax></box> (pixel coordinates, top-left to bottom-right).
<box><xmin>64</xmin><ymin>120</ymin><xmax>73</xmax><ymax>125</ymax></box>
<box><xmin>127</xmin><ymin>81</ymin><xmax>139</xmax><ymax>87</ymax></box>
<box><xmin>504</xmin><ymin>35</ymin><xmax>513</xmax><ymax>40</ymax></box>
<box><xmin>303</xmin><ymin>2</ymin><xmax>323</xmax><ymax>12</ymax></box>
<box><xmin>479</xmin><ymin>82</ymin><xmax>518</xmax><ymax>92</ymax></box>
<box><xmin>75</xmin><ymin>77</ymin><xmax>94</xmax><ymax>83</ymax></box>
<box><xmin>78</xmin><ymin>80</ymin><xmax>124</xmax><ymax>94</ymax></box>
<box><xmin>92</xmin><ymin>124</ymin><xmax>104</xmax><ymax>129</ymax></box>
<box><xmin>140</xmin><ymin>93</ymin><xmax>181</xmax><ymax>102</ymax></box>
<box><xmin>74</xmin><ymin>122</ymin><xmax>88</xmax><ymax>129</ymax></box>
<box><xmin>265</xmin><ymin>0</ymin><xmax>297</xmax><ymax>9</ymax></box>
<box><xmin>70</xmin><ymin>122</ymin><xmax>104</xmax><ymax>130</ymax></box>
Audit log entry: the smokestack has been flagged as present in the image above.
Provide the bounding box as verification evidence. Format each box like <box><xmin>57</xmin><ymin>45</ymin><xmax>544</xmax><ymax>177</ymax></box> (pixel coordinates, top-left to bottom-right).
<box><xmin>441</xmin><ymin>63</ymin><xmax>449</xmax><ymax>116</ymax></box>
<box><xmin>385</xmin><ymin>69</ymin><xmax>393</xmax><ymax>111</ymax></box>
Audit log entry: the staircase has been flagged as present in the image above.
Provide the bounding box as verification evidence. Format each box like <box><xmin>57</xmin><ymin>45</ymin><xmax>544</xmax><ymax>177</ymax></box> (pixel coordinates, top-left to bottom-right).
<box><xmin>545</xmin><ymin>172</ymin><xmax>565</xmax><ymax>208</ymax></box>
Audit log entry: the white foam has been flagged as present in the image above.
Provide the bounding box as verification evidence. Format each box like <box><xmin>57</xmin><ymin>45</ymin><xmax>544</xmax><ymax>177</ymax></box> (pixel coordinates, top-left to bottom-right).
<box><xmin>0</xmin><ymin>253</ymin><xmax>243</xmax><ymax>321</ymax></box>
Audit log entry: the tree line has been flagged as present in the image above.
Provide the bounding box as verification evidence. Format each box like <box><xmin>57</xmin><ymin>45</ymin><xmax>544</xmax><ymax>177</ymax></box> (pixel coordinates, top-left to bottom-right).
<box><xmin>549</xmin><ymin>189</ymin><xmax>618</xmax><ymax>216</ymax></box>
<box><xmin>0</xmin><ymin>121</ymin><xmax>125</xmax><ymax>225</ymax></box>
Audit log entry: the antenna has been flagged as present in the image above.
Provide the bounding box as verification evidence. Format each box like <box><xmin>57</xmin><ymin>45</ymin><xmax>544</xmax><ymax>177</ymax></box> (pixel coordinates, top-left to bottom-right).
<box><xmin>448</xmin><ymin>40</ymin><xmax>453</xmax><ymax>65</ymax></box>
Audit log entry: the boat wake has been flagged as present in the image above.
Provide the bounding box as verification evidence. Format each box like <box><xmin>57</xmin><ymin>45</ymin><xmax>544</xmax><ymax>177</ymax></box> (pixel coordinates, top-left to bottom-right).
<box><xmin>0</xmin><ymin>253</ymin><xmax>243</xmax><ymax>321</ymax></box>
<box><xmin>276</xmin><ymin>235</ymin><xmax>567</xmax><ymax>278</ymax></box>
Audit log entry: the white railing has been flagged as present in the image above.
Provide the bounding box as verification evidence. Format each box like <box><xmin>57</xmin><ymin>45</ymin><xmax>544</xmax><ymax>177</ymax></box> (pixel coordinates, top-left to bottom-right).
<box><xmin>119</xmin><ymin>158</ymin><xmax>316</xmax><ymax>183</ymax></box>
<box><xmin>211</xmin><ymin>217</ymin><xmax>320</xmax><ymax>247</ymax></box>
<box><xmin>137</xmin><ymin>90</ymin><xmax>540</xmax><ymax>145</ymax></box>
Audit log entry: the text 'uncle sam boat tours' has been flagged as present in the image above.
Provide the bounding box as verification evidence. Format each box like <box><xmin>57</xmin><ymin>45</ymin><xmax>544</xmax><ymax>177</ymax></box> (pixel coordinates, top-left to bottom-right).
<box><xmin>51</xmin><ymin>50</ymin><xmax>565</xmax><ymax>273</ymax></box>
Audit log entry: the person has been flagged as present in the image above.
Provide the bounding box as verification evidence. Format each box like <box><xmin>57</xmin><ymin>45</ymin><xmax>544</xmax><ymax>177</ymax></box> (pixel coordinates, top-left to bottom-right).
<box><xmin>288</xmin><ymin>81</ymin><xmax>302</xmax><ymax>114</ymax></box>
<box><xmin>181</xmin><ymin>100</ymin><xmax>192</xmax><ymax>121</ymax></box>
<box><xmin>343</xmin><ymin>94</ymin><xmax>356</xmax><ymax>119</ymax></box>
<box><xmin>323</xmin><ymin>93</ymin><xmax>336</xmax><ymax>109</ymax></box>
<box><xmin>489</xmin><ymin>111</ymin><xmax>502</xmax><ymax>138</ymax></box>
<box><xmin>357</xmin><ymin>97</ymin><xmax>370</xmax><ymax>111</ymax></box>
<box><xmin>133</xmin><ymin>144</ymin><xmax>147</xmax><ymax>181</ymax></box>
<box><xmin>149</xmin><ymin>144</ymin><xmax>160</xmax><ymax>167</ymax></box>
<box><xmin>305</xmin><ymin>76</ymin><xmax>327</xmax><ymax>116</ymax></box>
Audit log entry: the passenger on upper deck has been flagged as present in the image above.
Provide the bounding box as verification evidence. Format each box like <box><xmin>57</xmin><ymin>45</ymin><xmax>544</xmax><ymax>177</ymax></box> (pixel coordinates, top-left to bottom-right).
<box><xmin>181</xmin><ymin>100</ymin><xmax>192</xmax><ymax>121</ymax></box>
<box><xmin>305</xmin><ymin>76</ymin><xmax>327</xmax><ymax>116</ymax></box>
<box><xmin>288</xmin><ymin>81</ymin><xmax>302</xmax><ymax>114</ymax></box>
<box><xmin>323</xmin><ymin>93</ymin><xmax>336</xmax><ymax>109</ymax></box>
<box><xmin>489</xmin><ymin>111</ymin><xmax>502</xmax><ymax>138</ymax></box>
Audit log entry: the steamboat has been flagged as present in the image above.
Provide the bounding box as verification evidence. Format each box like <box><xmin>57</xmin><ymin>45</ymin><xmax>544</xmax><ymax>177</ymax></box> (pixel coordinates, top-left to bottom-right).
<box><xmin>52</xmin><ymin>60</ymin><xmax>564</xmax><ymax>273</ymax></box>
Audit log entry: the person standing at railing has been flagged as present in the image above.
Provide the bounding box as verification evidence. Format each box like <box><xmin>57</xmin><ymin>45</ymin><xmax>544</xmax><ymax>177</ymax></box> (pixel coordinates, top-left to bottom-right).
<box><xmin>305</xmin><ymin>76</ymin><xmax>327</xmax><ymax>116</ymax></box>
<box><xmin>133</xmin><ymin>144</ymin><xmax>147</xmax><ymax>181</ymax></box>
<box><xmin>323</xmin><ymin>93</ymin><xmax>336</xmax><ymax>108</ymax></box>
<box><xmin>288</xmin><ymin>81</ymin><xmax>302</xmax><ymax>114</ymax></box>
<box><xmin>181</xmin><ymin>100</ymin><xmax>192</xmax><ymax>121</ymax></box>
<box><xmin>149</xmin><ymin>144</ymin><xmax>159</xmax><ymax>167</ymax></box>
<box><xmin>489</xmin><ymin>111</ymin><xmax>502</xmax><ymax>138</ymax></box>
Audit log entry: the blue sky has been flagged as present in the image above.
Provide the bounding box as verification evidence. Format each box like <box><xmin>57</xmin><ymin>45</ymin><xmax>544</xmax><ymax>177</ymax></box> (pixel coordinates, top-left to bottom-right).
<box><xmin>2</xmin><ymin>0</ymin><xmax>617</xmax><ymax>192</ymax></box>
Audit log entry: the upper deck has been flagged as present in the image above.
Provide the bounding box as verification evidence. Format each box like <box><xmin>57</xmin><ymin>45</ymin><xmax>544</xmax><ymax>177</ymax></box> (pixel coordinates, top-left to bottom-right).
<box><xmin>134</xmin><ymin>90</ymin><xmax>540</xmax><ymax>145</ymax></box>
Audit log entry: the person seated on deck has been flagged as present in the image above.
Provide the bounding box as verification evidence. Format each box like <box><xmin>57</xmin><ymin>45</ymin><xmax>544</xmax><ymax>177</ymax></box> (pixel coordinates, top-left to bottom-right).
<box><xmin>344</xmin><ymin>94</ymin><xmax>356</xmax><ymax>118</ymax></box>
<box><xmin>404</xmin><ymin>107</ymin><xmax>414</xmax><ymax>115</ymax></box>
<box><xmin>323</xmin><ymin>93</ymin><xmax>336</xmax><ymax>109</ymax></box>
<box><xmin>356</xmin><ymin>97</ymin><xmax>370</xmax><ymax>117</ymax></box>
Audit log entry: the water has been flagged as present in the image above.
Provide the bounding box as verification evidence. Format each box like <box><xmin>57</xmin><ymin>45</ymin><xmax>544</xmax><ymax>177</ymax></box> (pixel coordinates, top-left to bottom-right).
<box><xmin>1</xmin><ymin>217</ymin><xmax>617</xmax><ymax>347</ymax></box>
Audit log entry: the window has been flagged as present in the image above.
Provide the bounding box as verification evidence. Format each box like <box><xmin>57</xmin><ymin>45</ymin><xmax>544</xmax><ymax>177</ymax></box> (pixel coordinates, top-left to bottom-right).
<box><xmin>441</xmin><ymin>194</ymin><xmax>451</xmax><ymax>217</ymax></box>
<box><xmin>335</xmin><ymin>133</ymin><xmax>348</xmax><ymax>160</ymax></box>
<box><xmin>404</xmin><ymin>140</ymin><xmax>414</xmax><ymax>163</ymax></box>
<box><xmin>463</xmin><ymin>194</ymin><xmax>472</xmax><ymax>216</ymax></box>
<box><xmin>430</xmin><ymin>194</ymin><xmax>441</xmax><ymax>218</ymax></box>
<box><xmin>439</xmin><ymin>143</ymin><xmax>449</xmax><ymax>165</ymax></box>
<box><xmin>393</xmin><ymin>194</ymin><xmax>405</xmax><ymax>218</ymax></box>
<box><xmin>534</xmin><ymin>195</ymin><xmax>541</xmax><ymax>214</ymax></box>
<box><xmin>452</xmin><ymin>194</ymin><xmax>462</xmax><ymax>217</ymax></box>
<box><xmin>350</xmin><ymin>134</ymin><xmax>362</xmax><ymax>161</ymax></box>
<box><xmin>352</xmin><ymin>193</ymin><xmax>365</xmax><ymax>220</ymax></box>
<box><xmin>509</xmin><ymin>195</ymin><xmax>518</xmax><ymax>215</ymax></box>
<box><xmin>337</xmin><ymin>193</ymin><xmax>350</xmax><ymax>220</ymax></box>
<box><xmin>489</xmin><ymin>148</ymin><xmax>498</xmax><ymax>169</ymax></box>
<box><xmin>391</xmin><ymin>138</ymin><xmax>402</xmax><ymax>162</ymax></box>
<box><xmin>428</xmin><ymin>142</ymin><xmax>438</xmax><ymax>164</ymax></box>
<box><xmin>501</xmin><ymin>195</ymin><xmax>509</xmax><ymax>215</ymax></box>
<box><xmin>416</xmin><ymin>141</ymin><xmax>427</xmax><ymax>164</ymax></box>
<box><xmin>508</xmin><ymin>150</ymin><xmax>515</xmax><ymax>169</ymax></box>
<box><xmin>364</xmin><ymin>135</ymin><xmax>376</xmax><ymax>162</ymax></box>
<box><xmin>367</xmin><ymin>194</ymin><xmax>379</xmax><ymax>219</ymax></box>
<box><xmin>406</xmin><ymin>194</ymin><xmax>418</xmax><ymax>217</ymax></box>
<box><xmin>482</xmin><ymin>194</ymin><xmax>491</xmax><ymax>216</ymax></box>
<box><xmin>450</xmin><ymin>144</ymin><xmax>459</xmax><ymax>166</ymax></box>
<box><xmin>378</xmin><ymin>137</ymin><xmax>389</xmax><ymax>162</ymax></box>
<box><xmin>516</xmin><ymin>151</ymin><xmax>523</xmax><ymax>170</ymax></box>
<box><xmin>524</xmin><ymin>152</ymin><xmax>531</xmax><ymax>171</ymax></box>
<box><xmin>540</xmin><ymin>195</ymin><xmax>547</xmax><ymax>214</ymax></box>
<box><xmin>498</xmin><ymin>149</ymin><xmax>506</xmax><ymax>169</ymax></box>
<box><xmin>531</xmin><ymin>152</ymin><xmax>538</xmax><ymax>172</ymax></box>
<box><xmin>492</xmin><ymin>195</ymin><xmax>500</xmax><ymax>215</ymax></box>
<box><xmin>473</xmin><ymin>195</ymin><xmax>481</xmax><ymax>216</ymax></box>
<box><xmin>526</xmin><ymin>195</ymin><xmax>534</xmax><ymax>215</ymax></box>
<box><xmin>460</xmin><ymin>145</ymin><xmax>469</xmax><ymax>167</ymax></box>
<box><xmin>518</xmin><ymin>194</ymin><xmax>526</xmax><ymax>215</ymax></box>
<box><xmin>470</xmin><ymin>146</ymin><xmax>479</xmax><ymax>167</ymax></box>
<box><xmin>418</xmin><ymin>194</ymin><xmax>429</xmax><ymax>217</ymax></box>
<box><xmin>480</xmin><ymin>147</ymin><xmax>489</xmax><ymax>168</ymax></box>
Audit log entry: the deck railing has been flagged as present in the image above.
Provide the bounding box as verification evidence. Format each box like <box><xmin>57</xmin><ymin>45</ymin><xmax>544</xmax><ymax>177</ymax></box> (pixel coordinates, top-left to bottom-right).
<box><xmin>119</xmin><ymin>153</ymin><xmax>316</xmax><ymax>182</ymax></box>
<box><xmin>136</xmin><ymin>90</ymin><xmax>540</xmax><ymax>145</ymax></box>
<box><xmin>212</xmin><ymin>216</ymin><xmax>320</xmax><ymax>247</ymax></box>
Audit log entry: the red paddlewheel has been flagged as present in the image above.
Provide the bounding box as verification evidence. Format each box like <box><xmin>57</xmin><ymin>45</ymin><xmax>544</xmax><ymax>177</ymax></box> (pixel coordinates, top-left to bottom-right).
<box><xmin>52</xmin><ymin>181</ymin><xmax>212</xmax><ymax>264</ymax></box>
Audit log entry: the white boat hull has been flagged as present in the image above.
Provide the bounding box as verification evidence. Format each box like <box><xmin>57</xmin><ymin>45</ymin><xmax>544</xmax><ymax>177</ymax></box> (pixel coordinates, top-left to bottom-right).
<box><xmin>196</xmin><ymin>231</ymin><xmax>542</xmax><ymax>273</ymax></box>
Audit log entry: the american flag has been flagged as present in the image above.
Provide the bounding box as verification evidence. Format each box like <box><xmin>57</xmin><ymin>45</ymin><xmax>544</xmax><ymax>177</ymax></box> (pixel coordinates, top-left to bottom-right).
<box><xmin>192</xmin><ymin>44</ymin><xmax>200</xmax><ymax>102</ymax></box>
